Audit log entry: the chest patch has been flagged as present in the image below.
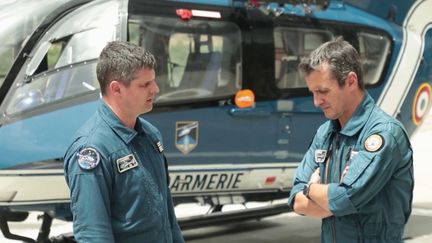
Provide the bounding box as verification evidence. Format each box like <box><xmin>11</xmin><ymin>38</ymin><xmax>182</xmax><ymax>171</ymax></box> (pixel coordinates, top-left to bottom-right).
<box><xmin>364</xmin><ymin>134</ymin><xmax>384</xmax><ymax>152</ymax></box>
<box><xmin>156</xmin><ymin>141</ymin><xmax>164</xmax><ymax>153</ymax></box>
<box><xmin>315</xmin><ymin>149</ymin><xmax>327</xmax><ymax>163</ymax></box>
<box><xmin>116</xmin><ymin>154</ymin><xmax>139</xmax><ymax>173</ymax></box>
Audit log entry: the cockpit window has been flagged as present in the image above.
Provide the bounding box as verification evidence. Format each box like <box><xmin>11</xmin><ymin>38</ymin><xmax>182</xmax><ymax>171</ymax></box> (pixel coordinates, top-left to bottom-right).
<box><xmin>0</xmin><ymin>0</ymin><xmax>71</xmax><ymax>87</ymax></box>
<box><xmin>357</xmin><ymin>32</ymin><xmax>390</xmax><ymax>85</ymax></box>
<box><xmin>274</xmin><ymin>27</ymin><xmax>333</xmax><ymax>89</ymax></box>
<box><xmin>4</xmin><ymin>0</ymin><xmax>119</xmax><ymax>115</ymax></box>
<box><xmin>129</xmin><ymin>15</ymin><xmax>242</xmax><ymax>103</ymax></box>
<box><xmin>274</xmin><ymin>27</ymin><xmax>391</xmax><ymax>89</ymax></box>
<box><xmin>47</xmin><ymin>38</ymin><xmax>69</xmax><ymax>70</ymax></box>
<box><xmin>0</xmin><ymin>47</ymin><xmax>14</xmax><ymax>86</ymax></box>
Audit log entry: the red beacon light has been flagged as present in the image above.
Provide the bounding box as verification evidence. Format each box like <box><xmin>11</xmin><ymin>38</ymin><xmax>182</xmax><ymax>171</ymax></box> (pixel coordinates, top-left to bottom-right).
<box><xmin>177</xmin><ymin>8</ymin><xmax>221</xmax><ymax>20</ymax></box>
<box><xmin>176</xmin><ymin>9</ymin><xmax>192</xmax><ymax>20</ymax></box>
<box><xmin>250</xmin><ymin>0</ymin><xmax>260</xmax><ymax>8</ymax></box>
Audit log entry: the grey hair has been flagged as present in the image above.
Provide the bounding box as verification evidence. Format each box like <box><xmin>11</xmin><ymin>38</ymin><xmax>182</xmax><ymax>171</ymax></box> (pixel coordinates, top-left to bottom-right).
<box><xmin>96</xmin><ymin>41</ymin><xmax>156</xmax><ymax>95</ymax></box>
<box><xmin>298</xmin><ymin>37</ymin><xmax>364</xmax><ymax>90</ymax></box>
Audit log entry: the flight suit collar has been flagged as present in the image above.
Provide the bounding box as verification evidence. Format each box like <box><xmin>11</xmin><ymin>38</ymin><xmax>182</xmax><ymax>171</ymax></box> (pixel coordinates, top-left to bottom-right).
<box><xmin>99</xmin><ymin>102</ymin><xmax>138</xmax><ymax>144</ymax></box>
<box><xmin>338</xmin><ymin>92</ymin><xmax>375</xmax><ymax>137</ymax></box>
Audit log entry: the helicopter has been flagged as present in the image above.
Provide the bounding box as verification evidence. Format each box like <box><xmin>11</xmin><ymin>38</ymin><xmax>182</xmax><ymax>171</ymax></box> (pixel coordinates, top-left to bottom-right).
<box><xmin>1</xmin><ymin>0</ymin><xmax>432</xmax><ymax>242</ymax></box>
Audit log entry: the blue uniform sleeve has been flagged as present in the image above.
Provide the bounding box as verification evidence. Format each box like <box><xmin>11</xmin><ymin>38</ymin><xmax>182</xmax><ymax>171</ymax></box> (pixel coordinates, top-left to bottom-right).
<box><xmin>328</xmin><ymin>124</ymin><xmax>413</xmax><ymax>216</ymax></box>
<box><xmin>64</xmin><ymin>145</ymin><xmax>115</xmax><ymax>243</ymax></box>
<box><xmin>288</xmin><ymin>134</ymin><xmax>320</xmax><ymax>209</ymax></box>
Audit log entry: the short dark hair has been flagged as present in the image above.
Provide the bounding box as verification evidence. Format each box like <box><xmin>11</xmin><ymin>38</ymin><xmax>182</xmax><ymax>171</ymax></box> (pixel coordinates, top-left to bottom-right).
<box><xmin>298</xmin><ymin>37</ymin><xmax>364</xmax><ymax>90</ymax></box>
<box><xmin>96</xmin><ymin>41</ymin><xmax>156</xmax><ymax>95</ymax></box>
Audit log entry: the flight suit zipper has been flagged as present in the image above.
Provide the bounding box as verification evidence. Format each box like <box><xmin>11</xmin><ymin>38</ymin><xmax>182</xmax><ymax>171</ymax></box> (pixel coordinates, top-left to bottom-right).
<box><xmin>324</xmin><ymin>159</ymin><xmax>337</xmax><ymax>243</ymax></box>
<box><xmin>325</xmin><ymin>133</ymin><xmax>339</xmax><ymax>243</ymax></box>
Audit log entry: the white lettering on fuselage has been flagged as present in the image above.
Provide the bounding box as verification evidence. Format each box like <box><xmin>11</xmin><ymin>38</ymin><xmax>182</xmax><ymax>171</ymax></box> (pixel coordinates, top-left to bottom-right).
<box><xmin>169</xmin><ymin>172</ymin><xmax>244</xmax><ymax>192</ymax></box>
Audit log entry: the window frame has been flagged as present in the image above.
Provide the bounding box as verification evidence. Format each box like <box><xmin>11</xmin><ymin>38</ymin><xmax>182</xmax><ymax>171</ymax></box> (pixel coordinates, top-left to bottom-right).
<box><xmin>272</xmin><ymin>20</ymin><xmax>393</xmax><ymax>94</ymax></box>
<box><xmin>128</xmin><ymin>14</ymin><xmax>243</xmax><ymax>105</ymax></box>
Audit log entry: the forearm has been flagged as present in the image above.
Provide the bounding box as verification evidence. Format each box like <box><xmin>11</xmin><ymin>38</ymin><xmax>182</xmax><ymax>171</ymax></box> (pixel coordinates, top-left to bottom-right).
<box><xmin>308</xmin><ymin>183</ymin><xmax>330</xmax><ymax>212</ymax></box>
<box><xmin>292</xmin><ymin>192</ymin><xmax>332</xmax><ymax>218</ymax></box>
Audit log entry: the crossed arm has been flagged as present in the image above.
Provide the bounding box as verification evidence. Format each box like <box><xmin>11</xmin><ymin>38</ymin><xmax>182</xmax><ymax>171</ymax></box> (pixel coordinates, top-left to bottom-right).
<box><xmin>292</xmin><ymin>168</ymin><xmax>347</xmax><ymax>219</ymax></box>
<box><xmin>293</xmin><ymin>183</ymin><xmax>332</xmax><ymax>218</ymax></box>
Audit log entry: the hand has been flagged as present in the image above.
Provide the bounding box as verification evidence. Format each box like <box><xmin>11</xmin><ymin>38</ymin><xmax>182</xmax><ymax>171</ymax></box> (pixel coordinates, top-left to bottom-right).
<box><xmin>308</xmin><ymin>168</ymin><xmax>320</xmax><ymax>184</ymax></box>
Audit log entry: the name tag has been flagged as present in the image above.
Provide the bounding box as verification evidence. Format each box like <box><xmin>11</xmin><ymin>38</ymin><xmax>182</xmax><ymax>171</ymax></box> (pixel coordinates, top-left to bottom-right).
<box><xmin>315</xmin><ymin>149</ymin><xmax>327</xmax><ymax>163</ymax></box>
<box><xmin>116</xmin><ymin>154</ymin><xmax>138</xmax><ymax>173</ymax></box>
<box><xmin>156</xmin><ymin>141</ymin><xmax>164</xmax><ymax>153</ymax></box>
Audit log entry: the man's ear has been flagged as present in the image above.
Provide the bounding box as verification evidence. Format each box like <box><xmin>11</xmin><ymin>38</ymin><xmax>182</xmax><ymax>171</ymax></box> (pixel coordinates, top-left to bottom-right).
<box><xmin>108</xmin><ymin>80</ymin><xmax>121</xmax><ymax>96</ymax></box>
<box><xmin>346</xmin><ymin>72</ymin><xmax>358</xmax><ymax>89</ymax></box>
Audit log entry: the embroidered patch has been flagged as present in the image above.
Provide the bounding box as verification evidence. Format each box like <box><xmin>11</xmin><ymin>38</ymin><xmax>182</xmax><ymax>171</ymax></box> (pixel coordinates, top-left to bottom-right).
<box><xmin>156</xmin><ymin>141</ymin><xmax>164</xmax><ymax>153</ymax></box>
<box><xmin>116</xmin><ymin>154</ymin><xmax>139</xmax><ymax>173</ymax></box>
<box><xmin>77</xmin><ymin>148</ymin><xmax>100</xmax><ymax>170</ymax></box>
<box><xmin>314</xmin><ymin>149</ymin><xmax>327</xmax><ymax>163</ymax></box>
<box><xmin>364</xmin><ymin>134</ymin><xmax>384</xmax><ymax>152</ymax></box>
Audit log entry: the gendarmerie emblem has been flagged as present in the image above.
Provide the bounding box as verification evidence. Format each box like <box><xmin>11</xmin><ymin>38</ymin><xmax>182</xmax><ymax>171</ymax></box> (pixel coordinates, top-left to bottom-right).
<box><xmin>175</xmin><ymin>121</ymin><xmax>198</xmax><ymax>155</ymax></box>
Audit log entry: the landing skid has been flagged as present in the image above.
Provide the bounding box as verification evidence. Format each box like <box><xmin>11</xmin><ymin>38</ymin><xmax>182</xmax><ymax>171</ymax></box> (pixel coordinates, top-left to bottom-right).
<box><xmin>0</xmin><ymin>203</ymin><xmax>290</xmax><ymax>242</ymax></box>
<box><xmin>179</xmin><ymin>203</ymin><xmax>291</xmax><ymax>230</ymax></box>
<box><xmin>0</xmin><ymin>212</ymin><xmax>73</xmax><ymax>243</ymax></box>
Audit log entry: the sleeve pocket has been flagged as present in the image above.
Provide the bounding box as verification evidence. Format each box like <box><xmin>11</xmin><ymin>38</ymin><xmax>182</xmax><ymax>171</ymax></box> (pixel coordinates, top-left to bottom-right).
<box><xmin>341</xmin><ymin>152</ymin><xmax>376</xmax><ymax>186</ymax></box>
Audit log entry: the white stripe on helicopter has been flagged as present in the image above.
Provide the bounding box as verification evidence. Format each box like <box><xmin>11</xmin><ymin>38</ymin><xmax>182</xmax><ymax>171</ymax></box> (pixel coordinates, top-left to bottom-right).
<box><xmin>377</xmin><ymin>0</ymin><xmax>432</xmax><ymax>116</ymax></box>
<box><xmin>0</xmin><ymin>162</ymin><xmax>298</xmax><ymax>206</ymax></box>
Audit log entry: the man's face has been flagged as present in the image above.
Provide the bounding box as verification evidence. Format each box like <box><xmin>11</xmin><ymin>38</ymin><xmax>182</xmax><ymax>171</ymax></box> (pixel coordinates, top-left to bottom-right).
<box><xmin>305</xmin><ymin>64</ymin><xmax>350</xmax><ymax>122</ymax></box>
<box><xmin>120</xmin><ymin>68</ymin><xmax>159</xmax><ymax>115</ymax></box>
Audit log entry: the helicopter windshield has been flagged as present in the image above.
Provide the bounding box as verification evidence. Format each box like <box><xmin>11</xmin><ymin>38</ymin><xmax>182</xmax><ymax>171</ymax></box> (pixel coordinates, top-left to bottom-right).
<box><xmin>0</xmin><ymin>0</ymin><xmax>71</xmax><ymax>87</ymax></box>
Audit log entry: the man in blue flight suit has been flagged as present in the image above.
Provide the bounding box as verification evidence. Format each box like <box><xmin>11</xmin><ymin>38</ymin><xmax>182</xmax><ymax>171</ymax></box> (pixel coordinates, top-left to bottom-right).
<box><xmin>64</xmin><ymin>41</ymin><xmax>184</xmax><ymax>243</ymax></box>
<box><xmin>287</xmin><ymin>37</ymin><xmax>414</xmax><ymax>242</ymax></box>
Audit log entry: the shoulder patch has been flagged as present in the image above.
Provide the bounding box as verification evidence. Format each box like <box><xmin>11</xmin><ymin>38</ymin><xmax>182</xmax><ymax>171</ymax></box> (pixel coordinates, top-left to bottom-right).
<box><xmin>364</xmin><ymin>134</ymin><xmax>384</xmax><ymax>152</ymax></box>
<box><xmin>77</xmin><ymin>148</ymin><xmax>100</xmax><ymax>170</ymax></box>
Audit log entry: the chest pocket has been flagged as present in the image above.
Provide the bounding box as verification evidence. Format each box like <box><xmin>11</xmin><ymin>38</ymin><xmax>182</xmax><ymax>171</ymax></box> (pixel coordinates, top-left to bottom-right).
<box><xmin>112</xmin><ymin>150</ymin><xmax>164</xmax><ymax>222</ymax></box>
<box><xmin>341</xmin><ymin>151</ymin><xmax>376</xmax><ymax>186</ymax></box>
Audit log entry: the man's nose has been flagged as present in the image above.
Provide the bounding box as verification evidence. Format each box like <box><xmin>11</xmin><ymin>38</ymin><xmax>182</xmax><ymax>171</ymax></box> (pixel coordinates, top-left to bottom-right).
<box><xmin>313</xmin><ymin>94</ymin><xmax>323</xmax><ymax>107</ymax></box>
<box><xmin>152</xmin><ymin>82</ymin><xmax>160</xmax><ymax>94</ymax></box>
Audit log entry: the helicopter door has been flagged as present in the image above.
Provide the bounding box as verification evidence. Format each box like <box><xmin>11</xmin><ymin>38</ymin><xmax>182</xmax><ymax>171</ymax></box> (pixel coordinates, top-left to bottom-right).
<box><xmin>127</xmin><ymin>5</ymin><xmax>294</xmax><ymax>198</ymax></box>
